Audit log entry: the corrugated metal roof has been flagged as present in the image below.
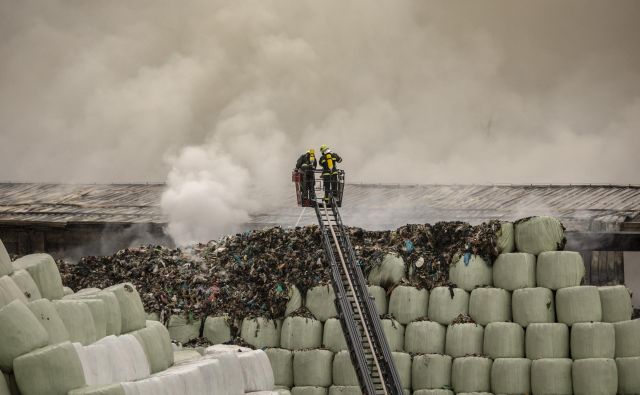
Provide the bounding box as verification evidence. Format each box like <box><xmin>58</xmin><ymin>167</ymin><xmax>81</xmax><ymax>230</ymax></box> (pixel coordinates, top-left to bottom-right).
<box><xmin>1</xmin><ymin>183</ymin><xmax>639</xmax><ymax>231</ymax></box>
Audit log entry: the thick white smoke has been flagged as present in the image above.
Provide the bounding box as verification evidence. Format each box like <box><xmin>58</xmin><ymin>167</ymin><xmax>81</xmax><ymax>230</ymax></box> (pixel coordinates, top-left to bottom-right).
<box><xmin>1</xmin><ymin>0</ymin><xmax>639</xmax><ymax>243</ymax></box>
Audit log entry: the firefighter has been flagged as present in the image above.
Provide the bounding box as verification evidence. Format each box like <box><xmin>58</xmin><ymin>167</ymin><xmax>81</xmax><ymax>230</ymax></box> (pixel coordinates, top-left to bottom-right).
<box><xmin>295</xmin><ymin>148</ymin><xmax>317</xmax><ymax>200</ymax></box>
<box><xmin>319</xmin><ymin>144</ymin><xmax>342</xmax><ymax>202</ymax></box>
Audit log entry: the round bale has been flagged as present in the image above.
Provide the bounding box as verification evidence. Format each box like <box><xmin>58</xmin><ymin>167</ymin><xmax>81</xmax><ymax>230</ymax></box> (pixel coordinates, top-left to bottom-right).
<box><xmin>572</xmin><ymin>358</ymin><xmax>618</xmax><ymax>395</ymax></box>
<box><xmin>514</xmin><ymin>216</ymin><xmax>565</xmax><ymax>255</ymax></box>
<box><xmin>241</xmin><ymin>317</ymin><xmax>282</xmax><ymax>348</ymax></box>
<box><xmin>449</xmin><ymin>254</ymin><xmax>492</xmax><ymax>291</ymax></box>
<box><xmin>285</xmin><ymin>286</ymin><xmax>303</xmax><ymax>316</ymax></box>
<box><xmin>323</xmin><ymin>318</ymin><xmax>347</xmax><ymax>353</ymax></box>
<box><xmin>393</xmin><ymin>352</ymin><xmax>411</xmax><ymax>390</ymax></box>
<box><xmin>616</xmin><ymin>357</ymin><xmax>640</xmax><ymax>395</ymax></box>
<box><xmin>0</xmin><ymin>275</ymin><xmax>28</xmax><ymax>308</ymax></box>
<box><xmin>12</xmin><ymin>253</ymin><xmax>64</xmax><ymax>300</ymax></box>
<box><xmin>427</xmin><ymin>287</ymin><xmax>469</xmax><ymax>325</ymax></box>
<box><xmin>293</xmin><ymin>349</ymin><xmax>333</xmax><ymax>387</ymax></box>
<box><xmin>493</xmin><ymin>253</ymin><xmax>536</xmax><ymax>290</ymax></box>
<box><xmin>497</xmin><ymin>222</ymin><xmax>515</xmax><ymax>253</ymax></box>
<box><xmin>451</xmin><ymin>356</ymin><xmax>492</xmax><ymax>394</ymax></box>
<box><xmin>0</xmin><ymin>240</ymin><xmax>12</xmax><ymax>277</ymax></box>
<box><xmin>104</xmin><ymin>283</ymin><xmax>146</xmax><ymax>333</ymax></box>
<box><xmin>536</xmin><ymin>251</ymin><xmax>585</xmax><ymax>290</ymax></box>
<box><xmin>613</xmin><ymin>319</ymin><xmax>640</xmax><ymax>358</ymax></box>
<box><xmin>531</xmin><ymin>358</ymin><xmax>573</xmax><ymax>395</ymax></box>
<box><xmin>388</xmin><ymin>286</ymin><xmax>429</xmax><ymax>324</ymax></box>
<box><xmin>53</xmin><ymin>300</ymin><xmax>97</xmax><ymax>346</ymax></box>
<box><xmin>69</xmin><ymin>291</ymin><xmax>122</xmax><ymax>336</ymax></box>
<box><xmin>571</xmin><ymin>322</ymin><xmax>615</xmax><ymax>359</ymax></box>
<box><xmin>598</xmin><ymin>285</ymin><xmax>633</xmax><ymax>323</ymax></box>
<box><xmin>483</xmin><ymin>322</ymin><xmax>524</xmax><ymax>359</ymax></box>
<box><xmin>556</xmin><ymin>286</ymin><xmax>602</xmax><ymax>326</ymax></box>
<box><xmin>512</xmin><ymin>287</ymin><xmax>555</xmax><ymax>327</ymax></box>
<box><xmin>291</xmin><ymin>387</ymin><xmax>327</xmax><ymax>395</ymax></box>
<box><xmin>306</xmin><ymin>285</ymin><xmax>337</xmax><ymax>322</ymax></box>
<box><xmin>468</xmin><ymin>287</ymin><xmax>511</xmax><ymax>325</ymax></box>
<box><xmin>445</xmin><ymin>323</ymin><xmax>484</xmax><ymax>358</ymax></box>
<box><xmin>203</xmin><ymin>316</ymin><xmax>232</xmax><ymax>344</ymax></box>
<box><xmin>405</xmin><ymin>320</ymin><xmax>446</xmax><ymax>354</ymax></box>
<box><xmin>332</xmin><ymin>351</ymin><xmax>357</xmax><ymax>386</ymax></box>
<box><xmin>27</xmin><ymin>299</ymin><xmax>70</xmax><ymax>345</ymax></box>
<box><xmin>265</xmin><ymin>348</ymin><xmax>293</xmax><ymax>388</ymax></box>
<box><xmin>9</xmin><ymin>269</ymin><xmax>41</xmax><ymax>302</ymax></box>
<box><xmin>281</xmin><ymin>316</ymin><xmax>323</xmax><ymax>350</ymax></box>
<box><xmin>0</xmin><ymin>300</ymin><xmax>49</xmax><ymax>372</ymax></box>
<box><xmin>525</xmin><ymin>323</ymin><xmax>570</xmax><ymax>360</ymax></box>
<box><xmin>367</xmin><ymin>253</ymin><xmax>406</xmax><ymax>288</ymax></box>
<box><xmin>412</xmin><ymin>354</ymin><xmax>452</xmax><ymax>390</ymax></box>
<box><xmin>367</xmin><ymin>285</ymin><xmax>388</xmax><ymax>315</ymax></box>
<box><xmin>491</xmin><ymin>358</ymin><xmax>531</xmax><ymax>395</ymax></box>
<box><xmin>167</xmin><ymin>315</ymin><xmax>200</xmax><ymax>344</ymax></box>
<box><xmin>381</xmin><ymin>319</ymin><xmax>405</xmax><ymax>352</ymax></box>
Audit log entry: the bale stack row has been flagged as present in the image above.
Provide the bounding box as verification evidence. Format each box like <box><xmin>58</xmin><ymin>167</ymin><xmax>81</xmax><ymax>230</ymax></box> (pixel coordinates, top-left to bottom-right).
<box><xmin>199</xmin><ymin>216</ymin><xmax>639</xmax><ymax>395</ymax></box>
<box><xmin>1</xmin><ymin>240</ymin><xmax>278</xmax><ymax>395</ymax></box>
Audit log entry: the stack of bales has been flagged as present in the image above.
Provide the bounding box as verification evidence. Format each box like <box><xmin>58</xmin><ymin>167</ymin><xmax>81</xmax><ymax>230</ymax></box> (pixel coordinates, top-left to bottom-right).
<box><xmin>1</xmin><ymin>239</ymin><xmax>276</xmax><ymax>395</ymax></box>
<box><xmin>198</xmin><ymin>216</ymin><xmax>638</xmax><ymax>395</ymax></box>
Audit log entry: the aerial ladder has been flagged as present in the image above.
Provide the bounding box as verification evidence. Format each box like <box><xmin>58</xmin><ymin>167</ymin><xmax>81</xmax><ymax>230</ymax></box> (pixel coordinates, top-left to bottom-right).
<box><xmin>293</xmin><ymin>169</ymin><xmax>404</xmax><ymax>395</ymax></box>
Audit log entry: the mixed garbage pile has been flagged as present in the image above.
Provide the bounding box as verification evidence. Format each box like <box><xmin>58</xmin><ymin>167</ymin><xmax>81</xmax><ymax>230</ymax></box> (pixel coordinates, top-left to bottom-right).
<box><xmin>58</xmin><ymin>221</ymin><xmax>502</xmax><ymax>324</ymax></box>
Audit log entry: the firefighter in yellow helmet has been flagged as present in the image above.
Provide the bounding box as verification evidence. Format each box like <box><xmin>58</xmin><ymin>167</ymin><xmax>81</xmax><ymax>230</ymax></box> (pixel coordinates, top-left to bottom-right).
<box><xmin>295</xmin><ymin>148</ymin><xmax>317</xmax><ymax>199</ymax></box>
<box><xmin>319</xmin><ymin>145</ymin><xmax>342</xmax><ymax>201</ymax></box>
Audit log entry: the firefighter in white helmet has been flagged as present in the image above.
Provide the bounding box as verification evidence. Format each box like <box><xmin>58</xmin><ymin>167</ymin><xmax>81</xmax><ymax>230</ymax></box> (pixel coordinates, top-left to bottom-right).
<box><xmin>319</xmin><ymin>145</ymin><xmax>342</xmax><ymax>202</ymax></box>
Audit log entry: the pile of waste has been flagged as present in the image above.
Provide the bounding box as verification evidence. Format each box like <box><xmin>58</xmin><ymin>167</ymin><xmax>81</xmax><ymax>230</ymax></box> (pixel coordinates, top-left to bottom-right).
<box><xmin>58</xmin><ymin>221</ymin><xmax>502</xmax><ymax>323</ymax></box>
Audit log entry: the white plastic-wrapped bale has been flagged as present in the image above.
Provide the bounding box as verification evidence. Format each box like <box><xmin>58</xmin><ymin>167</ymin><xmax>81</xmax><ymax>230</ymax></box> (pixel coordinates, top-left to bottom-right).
<box><xmin>72</xmin><ymin>343</ymin><xmax>114</xmax><ymax>386</ymax></box>
<box><xmin>323</xmin><ymin>318</ymin><xmax>347</xmax><ymax>352</ymax></box>
<box><xmin>512</xmin><ymin>287</ymin><xmax>555</xmax><ymax>327</ymax></box>
<box><xmin>145</xmin><ymin>311</ymin><xmax>160</xmax><ymax>321</ymax></box>
<box><xmin>531</xmin><ymin>358</ymin><xmax>572</xmax><ymax>395</ymax></box>
<box><xmin>266</xmin><ymin>348</ymin><xmax>293</xmax><ymax>388</ymax></box>
<box><xmin>237</xmin><ymin>350</ymin><xmax>275</xmax><ymax>392</ymax></box>
<box><xmin>571</xmin><ymin>322</ymin><xmax>615</xmax><ymax>359</ymax></box>
<box><xmin>497</xmin><ymin>222</ymin><xmax>515</xmax><ymax>253</ymax></box>
<box><xmin>241</xmin><ymin>317</ymin><xmax>282</xmax><ymax>348</ymax></box>
<box><xmin>0</xmin><ymin>240</ymin><xmax>11</xmax><ymax>277</ymax></box>
<box><xmin>445</xmin><ymin>323</ymin><xmax>483</xmax><ymax>358</ymax></box>
<box><xmin>181</xmin><ymin>357</ymin><xmax>226</xmax><ymax>395</ymax></box>
<box><xmin>27</xmin><ymin>298</ymin><xmax>70</xmax><ymax>344</ymax></box>
<box><xmin>525</xmin><ymin>323</ymin><xmax>569</xmax><ymax>359</ymax></box>
<box><xmin>203</xmin><ymin>315</ymin><xmax>231</xmax><ymax>344</ymax></box>
<box><xmin>388</xmin><ymin>286</ymin><xmax>428</xmax><ymax>324</ymax></box>
<box><xmin>328</xmin><ymin>386</ymin><xmax>361</xmax><ymax>395</ymax></box>
<box><xmin>536</xmin><ymin>251</ymin><xmax>585</xmax><ymax>290</ymax></box>
<box><xmin>451</xmin><ymin>357</ymin><xmax>492</xmax><ymax>394</ymax></box>
<box><xmin>332</xmin><ymin>350</ymin><xmax>357</xmax><ymax>386</ymax></box>
<box><xmin>9</xmin><ymin>269</ymin><xmax>41</xmax><ymax>302</ymax></box>
<box><xmin>291</xmin><ymin>387</ymin><xmax>327</xmax><ymax>395</ymax></box>
<box><xmin>12</xmin><ymin>253</ymin><xmax>64</xmax><ymax>300</ymax></box>
<box><xmin>93</xmin><ymin>335</ymin><xmax>148</xmax><ymax>383</ymax></box>
<box><xmin>285</xmin><ymin>286</ymin><xmax>303</xmax><ymax>316</ymax></box>
<box><xmin>616</xmin><ymin>357</ymin><xmax>640</xmax><ymax>395</ymax></box>
<box><xmin>427</xmin><ymin>287</ymin><xmax>469</xmax><ymax>325</ymax></box>
<box><xmin>514</xmin><ymin>216</ymin><xmax>565</xmax><ymax>255</ymax></box>
<box><xmin>613</xmin><ymin>319</ymin><xmax>640</xmax><ymax>357</ymax></box>
<box><xmin>145</xmin><ymin>320</ymin><xmax>173</xmax><ymax>367</ymax></box>
<box><xmin>306</xmin><ymin>285</ymin><xmax>337</xmax><ymax>322</ymax></box>
<box><xmin>104</xmin><ymin>283</ymin><xmax>146</xmax><ymax>333</ymax></box>
<box><xmin>368</xmin><ymin>253</ymin><xmax>406</xmax><ymax>287</ymax></box>
<box><xmin>68</xmin><ymin>291</ymin><xmax>122</xmax><ymax>336</ymax></box>
<box><xmin>78</xmin><ymin>299</ymin><xmax>107</xmax><ymax>341</ymax></box>
<box><xmin>392</xmin><ymin>352</ymin><xmax>411</xmax><ymax>390</ymax></box>
<box><xmin>53</xmin><ymin>300</ymin><xmax>97</xmax><ymax>346</ymax></box>
<box><xmin>199</xmin><ymin>351</ymin><xmax>245</xmax><ymax>395</ymax></box>
<box><xmin>556</xmin><ymin>286</ymin><xmax>602</xmax><ymax>326</ymax></box>
<box><xmin>599</xmin><ymin>285</ymin><xmax>633</xmax><ymax>323</ymax></box>
<box><xmin>367</xmin><ymin>285</ymin><xmax>388</xmax><ymax>315</ymax></box>
<box><xmin>293</xmin><ymin>349</ymin><xmax>333</xmax><ymax>387</ymax></box>
<box><xmin>132</xmin><ymin>324</ymin><xmax>171</xmax><ymax>373</ymax></box>
<box><xmin>152</xmin><ymin>364</ymin><xmax>205</xmax><ymax>395</ymax></box>
<box><xmin>204</xmin><ymin>343</ymin><xmax>252</xmax><ymax>354</ymax></box>
<box><xmin>67</xmin><ymin>384</ymin><xmax>126</xmax><ymax>395</ymax></box>
<box><xmin>13</xmin><ymin>341</ymin><xmax>86</xmax><ymax>395</ymax></box>
<box><xmin>167</xmin><ymin>315</ymin><xmax>200</xmax><ymax>344</ymax></box>
<box><xmin>0</xmin><ymin>300</ymin><xmax>49</xmax><ymax>372</ymax></box>
<box><xmin>492</xmin><ymin>253</ymin><xmax>536</xmax><ymax>290</ymax></box>
<box><xmin>411</xmin><ymin>354</ymin><xmax>452</xmax><ymax>390</ymax></box>
<box><xmin>449</xmin><ymin>254</ymin><xmax>492</xmax><ymax>291</ymax></box>
<box><xmin>173</xmin><ymin>349</ymin><xmax>201</xmax><ymax>364</ymax></box>
<box><xmin>281</xmin><ymin>316</ymin><xmax>323</xmax><ymax>350</ymax></box>
<box><xmin>404</xmin><ymin>320</ymin><xmax>446</xmax><ymax>354</ymax></box>
<box><xmin>468</xmin><ymin>288</ymin><xmax>511</xmax><ymax>326</ymax></box>
<box><xmin>0</xmin><ymin>275</ymin><xmax>27</xmax><ymax>308</ymax></box>
<box><xmin>382</xmin><ymin>319</ymin><xmax>404</xmax><ymax>352</ymax></box>
<box><xmin>412</xmin><ymin>390</ymin><xmax>454</xmax><ymax>395</ymax></box>
<box><xmin>491</xmin><ymin>358</ymin><xmax>531</xmax><ymax>395</ymax></box>
<box><xmin>483</xmin><ymin>322</ymin><xmax>524</xmax><ymax>359</ymax></box>
<box><xmin>572</xmin><ymin>358</ymin><xmax>618</xmax><ymax>395</ymax></box>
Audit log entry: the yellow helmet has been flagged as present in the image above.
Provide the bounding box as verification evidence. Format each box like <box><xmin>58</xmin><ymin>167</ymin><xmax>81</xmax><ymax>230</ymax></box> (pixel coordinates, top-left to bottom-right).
<box><xmin>308</xmin><ymin>148</ymin><xmax>315</xmax><ymax>155</ymax></box>
<box><xmin>320</xmin><ymin>144</ymin><xmax>328</xmax><ymax>153</ymax></box>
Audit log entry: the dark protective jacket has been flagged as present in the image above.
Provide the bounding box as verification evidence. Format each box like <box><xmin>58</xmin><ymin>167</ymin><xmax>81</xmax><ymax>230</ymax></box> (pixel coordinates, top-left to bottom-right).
<box><xmin>296</xmin><ymin>152</ymin><xmax>317</xmax><ymax>170</ymax></box>
<box><xmin>319</xmin><ymin>151</ymin><xmax>342</xmax><ymax>175</ymax></box>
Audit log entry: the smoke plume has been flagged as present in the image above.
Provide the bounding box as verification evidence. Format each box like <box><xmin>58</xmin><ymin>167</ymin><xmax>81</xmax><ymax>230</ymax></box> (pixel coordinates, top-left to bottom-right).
<box><xmin>1</xmin><ymin>0</ymin><xmax>639</xmax><ymax>243</ymax></box>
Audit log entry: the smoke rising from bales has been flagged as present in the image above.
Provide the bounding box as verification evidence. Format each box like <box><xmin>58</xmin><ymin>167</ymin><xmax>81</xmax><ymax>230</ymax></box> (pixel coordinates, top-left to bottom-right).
<box><xmin>1</xmin><ymin>0</ymin><xmax>639</xmax><ymax>243</ymax></box>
